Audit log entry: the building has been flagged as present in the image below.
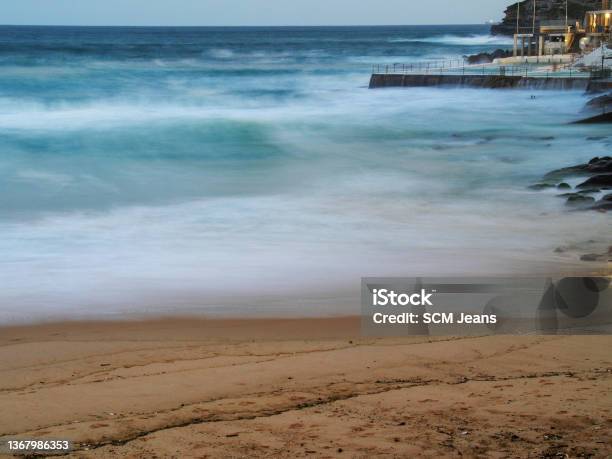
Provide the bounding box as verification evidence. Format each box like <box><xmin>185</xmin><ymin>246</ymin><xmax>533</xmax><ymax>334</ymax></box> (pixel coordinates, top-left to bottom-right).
<box><xmin>511</xmin><ymin>0</ymin><xmax>611</xmax><ymax>58</ymax></box>
<box><xmin>538</xmin><ymin>20</ymin><xmax>577</xmax><ymax>55</ymax></box>
<box><xmin>583</xmin><ymin>1</ymin><xmax>611</xmax><ymax>48</ymax></box>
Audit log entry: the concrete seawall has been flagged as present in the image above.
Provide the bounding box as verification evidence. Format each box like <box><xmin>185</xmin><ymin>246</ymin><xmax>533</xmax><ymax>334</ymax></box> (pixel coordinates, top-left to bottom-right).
<box><xmin>369</xmin><ymin>74</ymin><xmax>612</xmax><ymax>92</ymax></box>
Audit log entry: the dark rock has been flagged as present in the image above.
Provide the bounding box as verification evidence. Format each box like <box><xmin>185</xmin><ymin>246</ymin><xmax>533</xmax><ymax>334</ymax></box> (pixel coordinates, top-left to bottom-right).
<box><xmin>557</xmin><ymin>192</ymin><xmax>582</xmax><ymax>198</ymax></box>
<box><xmin>537</xmin><ymin>157</ymin><xmax>612</xmax><ymax>206</ymax></box>
<box><xmin>566</xmin><ymin>195</ymin><xmax>595</xmax><ymax>207</ymax></box>
<box><xmin>465</xmin><ymin>52</ymin><xmax>490</xmax><ymax>65</ymax></box>
<box><xmin>588</xmin><ymin>156</ymin><xmax>611</xmax><ymax>163</ymax></box>
<box><xmin>590</xmin><ymin>200</ymin><xmax>612</xmax><ymax>211</ymax></box>
<box><xmin>529</xmin><ymin>183</ymin><xmax>556</xmax><ymax>190</ymax></box>
<box><xmin>558</xmin><ymin>189</ymin><xmax>600</xmax><ymax>197</ymax></box>
<box><xmin>587</xmin><ymin>157</ymin><xmax>612</xmax><ymax>173</ymax></box>
<box><xmin>581</xmin><ymin>253</ymin><xmax>607</xmax><ymax>262</ymax></box>
<box><xmin>465</xmin><ymin>49</ymin><xmax>512</xmax><ymax>65</ymax></box>
<box><xmin>576</xmin><ymin>174</ymin><xmax>612</xmax><ymax>189</ymax></box>
<box><xmin>542</xmin><ymin>164</ymin><xmax>588</xmax><ymax>181</ymax></box>
<box><xmin>573</xmin><ymin>112</ymin><xmax>612</xmax><ymax>124</ymax></box>
<box><xmin>585</xmin><ymin>93</ymin><xmax>612</xmax><ymax>111</ymax></box>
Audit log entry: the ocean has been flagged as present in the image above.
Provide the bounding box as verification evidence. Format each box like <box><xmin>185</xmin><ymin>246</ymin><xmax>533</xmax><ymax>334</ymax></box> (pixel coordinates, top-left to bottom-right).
<box><xmin>0</xmin><ymin>25</ymin><xmax>609</xmax><ymax>322</ymax></box>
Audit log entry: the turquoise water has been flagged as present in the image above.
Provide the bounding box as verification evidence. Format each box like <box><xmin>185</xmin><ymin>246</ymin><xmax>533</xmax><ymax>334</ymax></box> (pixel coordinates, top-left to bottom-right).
<box><xmin>0</xmin><ymin>25</ymin><xmax>610</xmax><ymax>322</ymax></box>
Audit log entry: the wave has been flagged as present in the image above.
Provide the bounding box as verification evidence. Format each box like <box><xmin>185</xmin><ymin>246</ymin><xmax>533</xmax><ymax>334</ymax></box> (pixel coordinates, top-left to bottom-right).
<box><xmin>389</xmin><ymin>34</ymin><xmax>513</xmax><ymax>46</ymax></box>
<box><xmin>206</xmin><ymin>48</ymin><xmax>236</xmax><ymax>59</ymax></box>
<box><xmin>1</xmin><ymin>172</ymin><xmax>608</xmax><ymax>322</ymax></box>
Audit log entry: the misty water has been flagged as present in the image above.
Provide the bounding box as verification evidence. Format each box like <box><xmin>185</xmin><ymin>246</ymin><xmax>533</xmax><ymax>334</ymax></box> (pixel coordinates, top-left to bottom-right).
<box><xmin>0</xmin><ymin>25</ymin><xmax>609</xmax><ymax>322</ymax></box>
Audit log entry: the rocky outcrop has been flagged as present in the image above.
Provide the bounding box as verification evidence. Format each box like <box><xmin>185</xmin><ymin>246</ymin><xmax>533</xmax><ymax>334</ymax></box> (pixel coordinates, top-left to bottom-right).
<box><xmin>585</xmin><ymin>93</ymin><xmax>612</xmax><ymax>111</ymax></box>
<box><xmin>542</xmin><ymin>156</ymin><xmax>612</xmax><ymax>181</ymax></box>
<box><xmin>491</xmin><ymin>0</ymin><xmax>601</xmax><ymax>36</ymax></box>
<box><xmin>586</xmin><ymin>156</ymin><xmax>612</xmax><ymax>174</ymax></box>
<box><xmin>573</xmin><ymin>112</ymin><xmax>612</xmax><ymax>124</ymax></box>
<box><xmin>591</xmin><ymin>193</ymin><xmax>612</xmax><ymax>210</ymax></box>
<box><xmin>575</xmin><ymin>93</ymin><xmax>612</xmax><ymax>123</ymax></box>
<box><xmin>465</xmin><ymin>49</ymin><xmax>513</xmax><ymax>65</ymax></box>
<box><xmin>577</xmin><ymin>174</ymin><xmax>612</xmax><ymax>188</ymax></box>
<box><xmin>530</xmin><ymin>156</ymin><xmax>612</xmax><ymax>210</ymax></box>
<box><xmin>580</xmin><ymin>248</ymin><xmax>612</xmax><ymax>261</ymax></box>
<box><xmin>533</xmin><ymin>156</ymin><xmax>611</xmax><ymax>262</ymax></box>
<box><xmin>565</xmin><ymin>194</ymin><xmax>596</xmax><ymax>207</ymax></box>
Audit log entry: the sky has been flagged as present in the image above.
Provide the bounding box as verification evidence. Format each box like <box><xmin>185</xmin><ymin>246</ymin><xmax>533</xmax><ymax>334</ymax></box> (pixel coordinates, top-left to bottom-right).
<box><xmin>2</xmin><ymin>0</ymin><xmax>514</xmax><ymax>26</ymax></box>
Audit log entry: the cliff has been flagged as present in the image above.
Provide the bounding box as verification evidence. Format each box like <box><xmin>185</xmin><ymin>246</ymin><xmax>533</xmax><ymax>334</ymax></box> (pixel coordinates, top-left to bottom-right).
<box><xmin>491</xmin><ymin>0</ymin><xmax>602</xmax><ymax>35</ymax></box>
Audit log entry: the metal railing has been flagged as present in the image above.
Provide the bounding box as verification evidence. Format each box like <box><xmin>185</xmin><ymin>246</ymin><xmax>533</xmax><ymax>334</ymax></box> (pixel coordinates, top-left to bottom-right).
<box><xmin>370</xmin><ymin>58</ymin><xmax>596</xmax><ymax>79</ymax></box>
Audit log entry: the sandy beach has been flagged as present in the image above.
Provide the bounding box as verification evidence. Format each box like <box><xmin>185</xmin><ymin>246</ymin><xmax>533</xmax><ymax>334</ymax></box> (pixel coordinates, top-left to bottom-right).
<box><xmin>1</xmin><ymin>317</ymin><xmax>611</xmax><ymax>458</ymax></box>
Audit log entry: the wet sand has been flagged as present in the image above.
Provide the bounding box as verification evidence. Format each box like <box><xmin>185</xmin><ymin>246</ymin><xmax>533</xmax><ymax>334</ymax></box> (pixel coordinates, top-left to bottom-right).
<box><xmin>0</xmin><ymin>317</ymin><xmax>611</xmax><ymax>458</ymax></box>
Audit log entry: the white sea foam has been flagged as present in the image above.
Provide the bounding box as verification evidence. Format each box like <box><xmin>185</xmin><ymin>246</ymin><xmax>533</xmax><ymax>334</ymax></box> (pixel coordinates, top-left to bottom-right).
<box><xmin>389</xmin><ymin>34</ymin><xmax>514</xmax><ymax>46</ymax></box>
<box><xmin>1</xmin><ymin>179</ymin><xmax>609</xmax><ymax>323</ymax></box>
<box><xmin>207</xmin><ymin>48</ymin><xmax>236</xmax><ymax>59</ymax></box>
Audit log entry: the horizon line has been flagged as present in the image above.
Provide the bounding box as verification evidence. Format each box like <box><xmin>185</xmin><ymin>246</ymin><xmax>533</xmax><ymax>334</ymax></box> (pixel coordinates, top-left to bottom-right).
<box><xmin>0</xmin><ymin>23</ymin><xmax>492</xmax><ymax>28</ymax></box>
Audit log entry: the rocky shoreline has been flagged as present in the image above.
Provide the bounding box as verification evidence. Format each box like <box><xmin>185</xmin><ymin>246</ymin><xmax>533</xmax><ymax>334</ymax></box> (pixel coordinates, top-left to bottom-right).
<box><xmin>573</xmin><ymin>92</ymin><xmax>612</xmax><ymax>123</ymax></box>
<box><xmin>530</xmin><ymin>156</ymin><xmax>611</xmax><ymax>263</ymax></box>
<box><xmin>530</xmin><ymin>156</ymin><xmax>612</xmax><ymax>210</ymax></box>
<box><xmin>465</xmin><ymin>49</ymin><xmax>513</xmax><ymax>65</ymax></box>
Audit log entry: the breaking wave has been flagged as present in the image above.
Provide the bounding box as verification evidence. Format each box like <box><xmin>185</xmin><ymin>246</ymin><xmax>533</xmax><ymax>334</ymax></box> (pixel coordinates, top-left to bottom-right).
<box><xmin>389</xmin><ymin>34</ymin><xmax>513</xmax><ymax>46</ymax></box>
